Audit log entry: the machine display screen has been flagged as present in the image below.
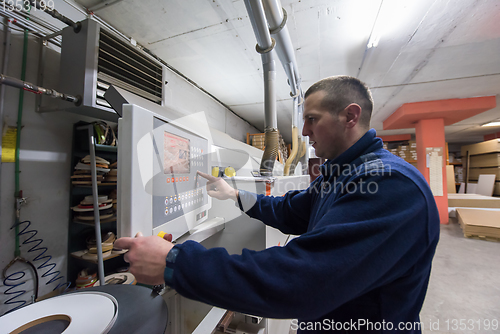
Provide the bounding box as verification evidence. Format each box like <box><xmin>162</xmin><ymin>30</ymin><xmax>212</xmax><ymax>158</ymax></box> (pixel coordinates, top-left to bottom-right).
<box><xmin>163</xmin><ymin>131</ymin><xmax>190</xmax><ymax>174</ymax></box>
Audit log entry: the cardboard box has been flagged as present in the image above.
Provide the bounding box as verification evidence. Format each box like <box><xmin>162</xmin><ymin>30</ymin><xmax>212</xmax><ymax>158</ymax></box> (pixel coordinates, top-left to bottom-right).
<box><xmin>409</xmin><ymin>141</ymin><xmax>417</xmax><ymax>148</ymax></box>
<box><xmin>469</xmin><ymin>153</ymin><xmax>500</xmax><ymax>168</ymax></box>
<box><xmin>461</xmin><ymin>139</ymin><xmax>500</xmax><ymax>157</ymax></box>
<box><xmin>467</xmin><ymin>167</ymin><xmax>500</xmax><ymax>181</ymax></box>
<box><xmin>448</xmin><ymin>194</ymin><xmax>500</xmax><ymax>208</ymax></box>
<box><xmin>456</xmin><ymin>208</ymin><xmax>500</xmax><ymax>239</ymax></box>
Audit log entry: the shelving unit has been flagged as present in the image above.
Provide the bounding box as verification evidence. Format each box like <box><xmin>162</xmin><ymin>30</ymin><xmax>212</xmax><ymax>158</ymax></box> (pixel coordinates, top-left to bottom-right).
<box><xmin>461</xmin><ymin>139</ymin><xmax>500</xmax><ymax>195</ymax></box>
<box><xmin>246</xmin><ymin>132</ymin><xmax>289</xmax><ymax>164</ymax></box>
<box><xmin>67</xmin><ymin>122</ymin><xmax>125</xmax><ymax>287</ymax></box>
<box><xmin>380</xmin><ymin>135</ymin><xmax>418</xmax><ymax>168</ymax></box>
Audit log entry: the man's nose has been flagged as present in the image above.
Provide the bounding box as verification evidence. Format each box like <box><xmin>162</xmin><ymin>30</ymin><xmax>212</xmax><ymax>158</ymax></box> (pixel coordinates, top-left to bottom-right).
<box><xmin>302</xmin><ymin>124</ymin><xmax>309</xmax><ymax>137</ymax></box>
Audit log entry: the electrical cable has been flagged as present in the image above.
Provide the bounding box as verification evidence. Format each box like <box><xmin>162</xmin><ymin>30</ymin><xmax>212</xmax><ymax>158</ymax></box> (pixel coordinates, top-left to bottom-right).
<box><xmin>3</xmin><ymin>221</ymin><xmax>70</xmax><ymax>314</ymax></box>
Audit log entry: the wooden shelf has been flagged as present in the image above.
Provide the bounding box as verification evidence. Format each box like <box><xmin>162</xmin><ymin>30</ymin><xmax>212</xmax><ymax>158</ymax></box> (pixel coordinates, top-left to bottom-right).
<box><xmin>73</xmin><ymin>216</ymin><xmax>117</xmax><ymax>225</ymax></box>
<box><xmin>71</xmin><ymin>249</ymin><xmax>126</xmax><ymax>264</ymax></box>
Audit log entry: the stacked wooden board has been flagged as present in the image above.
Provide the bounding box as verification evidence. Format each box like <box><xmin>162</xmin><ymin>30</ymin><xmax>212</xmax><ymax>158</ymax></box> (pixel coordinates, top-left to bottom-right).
<box><xmin>461</xmin><ymin>139</ymin><xmax>500</xmax><ymax>195</ymax></box>
<box><xmin>448</xmin><ymin>193</ymin><xmax>500</xmax><ymax>208</ymax></box>
<box><xmin>456</xmin><ymin>208</ymin><xmax>500</xmax><ymax>241</ymax></box>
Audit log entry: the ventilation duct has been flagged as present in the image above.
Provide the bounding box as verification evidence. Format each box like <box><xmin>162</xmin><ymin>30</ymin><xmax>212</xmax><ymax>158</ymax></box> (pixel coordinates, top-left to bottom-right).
<box><xmin>58</xmin><ymin>19</ymin><xmax>165</xmax><ymax>121</ymax></box>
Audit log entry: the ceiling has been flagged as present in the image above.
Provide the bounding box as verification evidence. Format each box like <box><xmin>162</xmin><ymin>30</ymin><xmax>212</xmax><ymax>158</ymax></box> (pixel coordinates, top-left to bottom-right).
<box><xmin>58</xmin><ymin>0</ymin><xmax>500</xmax><ymax>143</ymax></box>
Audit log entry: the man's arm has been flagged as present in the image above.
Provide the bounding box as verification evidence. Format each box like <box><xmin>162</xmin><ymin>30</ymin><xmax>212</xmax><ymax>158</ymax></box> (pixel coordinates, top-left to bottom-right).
<box><xmin>116</xmin><ymin>172</ymin><xmax>438</xmax><ymax>320</ymax></box>
<box><xmin>198</xmin><ymin>171</ymin><xmax>314</xmax><ymax>235</ymax></box>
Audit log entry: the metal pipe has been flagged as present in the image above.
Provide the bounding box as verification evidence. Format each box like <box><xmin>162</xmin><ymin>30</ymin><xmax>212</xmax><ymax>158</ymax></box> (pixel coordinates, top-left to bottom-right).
<box><xmin>0</xmin><ymin>74</ymin><xmax>80</xmax><ymax>104</ymax></box>
<box><xmin>78</xmin><ymin>124</ymin><xmax>106</xmax><ymax>286</ymax></box>
<box><xmin>244</xmin><ymin>0</ymin><xmax>274</xmax><ymax>50</ymax></box>
<box><xmin>244</xmin><ymin>0</ymin><xmax>279</xmax><ymax>176</ymax></box>
<box><xmin>44</xmin><ymin>30</ymin><xmax>63</xmax><ymax>41</ymax></box>
<box><xmin>0</xmin><ymin>17</ymin><xmax>12</xmax><ymax>218</ymax></box>
<box><xmin>263</xmin><ymin>0</ymin><xmax>309</xmax><ymax>175</ymax></box>
<box><xmin>262</xmin><ymin>54</ymin><xmax>277</xmax><ymax>130</ymax></box>
<box><xmin>1</xmin><ymin>3</ymin><xmax>61</xmax><ymax>34</ymax></box>
<box><xmin>0</xmin><ymin>12</ymin><xmax>62</xmax><ymax>47</ymax></box>
<box><xmin>36</xmin><ymin>36</ymin><xmax>46</xmax><ymax>112</ymax></box>
<box><xmin>263</xmin><ymin>0</ymin><xmax>301</xmax><ymax>96</ymax></box>
<box><xmin>29</xmin><ymin>0</ymin><xmax>81</xmax><ymax>32</ymax></box>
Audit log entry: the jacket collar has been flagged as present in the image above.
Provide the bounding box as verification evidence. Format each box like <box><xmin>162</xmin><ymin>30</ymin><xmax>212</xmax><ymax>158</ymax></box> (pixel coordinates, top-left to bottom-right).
<box><xmin>320</xmin><ymin>129</ymin><xmax>382</xmax><ymax>179</ymax></box>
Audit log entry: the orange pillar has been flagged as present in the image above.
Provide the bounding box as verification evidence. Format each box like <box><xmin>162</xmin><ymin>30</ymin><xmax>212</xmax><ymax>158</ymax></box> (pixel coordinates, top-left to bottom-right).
<box><xmin>415</xmin><ymin>118</ymin><xmax>448</xmax><ymax>224</ymax></box>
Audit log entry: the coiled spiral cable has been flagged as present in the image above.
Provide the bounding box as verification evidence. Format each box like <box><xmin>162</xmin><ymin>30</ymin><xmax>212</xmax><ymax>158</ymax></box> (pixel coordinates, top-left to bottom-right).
<box><xmin>2</xmin><ymin>220</ymin><xmax>69</xmax><ymax>314</ymax></box>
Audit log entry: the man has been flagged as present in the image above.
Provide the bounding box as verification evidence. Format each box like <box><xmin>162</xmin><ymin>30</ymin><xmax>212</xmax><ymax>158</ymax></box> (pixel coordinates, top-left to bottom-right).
<box><xmin>115</xmin><ymin>76</ymin><xmax>440</xmax><ymax>333</ymax></box>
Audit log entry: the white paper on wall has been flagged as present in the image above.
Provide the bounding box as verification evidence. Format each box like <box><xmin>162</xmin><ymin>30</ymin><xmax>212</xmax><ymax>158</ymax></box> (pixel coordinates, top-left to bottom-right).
<box><xmin>426</xmin><ymin>147</ymin><xmax>443</xmax><ymax>196</ymax></box>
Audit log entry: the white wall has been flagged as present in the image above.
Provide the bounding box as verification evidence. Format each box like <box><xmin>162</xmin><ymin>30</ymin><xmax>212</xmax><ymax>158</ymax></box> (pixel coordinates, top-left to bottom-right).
<box><xmin>163</xmin><ymin>68</ymin><xmax>259</xmax><ymax>142</ymax></box>
<box><xmin>0</xmin><ymin>22</ymin><xmax>260</xmax><ymax>315</ymax></box>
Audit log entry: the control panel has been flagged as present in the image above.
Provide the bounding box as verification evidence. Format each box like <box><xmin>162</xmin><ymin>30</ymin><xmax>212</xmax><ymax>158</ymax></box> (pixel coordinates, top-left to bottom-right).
<box><xmin>151</xmin><ymin>117</ymin><xmax>209</xmax><ymax>230</ymax></box>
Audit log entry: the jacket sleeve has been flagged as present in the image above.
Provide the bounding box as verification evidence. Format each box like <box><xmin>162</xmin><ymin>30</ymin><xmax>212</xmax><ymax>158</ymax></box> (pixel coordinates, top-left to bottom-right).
<box><xmin>167</xmin><ymin>172</ymin><xmax>437</xmax><ymax>319</ymax></box>
<box><xmin>236</xmin><ymin>177</ymin><xmax>321</xmax><ymax>235</ymax></box>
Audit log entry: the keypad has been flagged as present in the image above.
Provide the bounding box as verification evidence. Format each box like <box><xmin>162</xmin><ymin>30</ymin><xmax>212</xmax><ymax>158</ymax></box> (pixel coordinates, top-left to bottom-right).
<box><xmin>164</xmin><ymin>188</ymin><xmax>205</xmax><ymax>216</ymax></box>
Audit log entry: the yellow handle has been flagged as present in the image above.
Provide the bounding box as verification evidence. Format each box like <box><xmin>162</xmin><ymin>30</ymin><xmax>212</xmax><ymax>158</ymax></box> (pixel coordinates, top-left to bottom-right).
<box><xmin>224</xmin><ymin>166</ymin><xmax>236</xmax><ymax>177</ymax></box>
<box><xmin>211</xmin><ymin>166</ymin><xmax>220</xmax><ymax>177</ymax></box>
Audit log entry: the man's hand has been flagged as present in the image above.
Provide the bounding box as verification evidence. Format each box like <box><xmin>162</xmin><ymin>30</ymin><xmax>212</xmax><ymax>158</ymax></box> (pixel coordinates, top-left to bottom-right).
<box><xmin>197</xmin><ymin>171</ymin><xmax>238</xmax><ymax>201</ymax></box>
<box><xmin>114</xmin><ymin>232</ymin><xmax>174</xmax><ymax>285</ymax></box>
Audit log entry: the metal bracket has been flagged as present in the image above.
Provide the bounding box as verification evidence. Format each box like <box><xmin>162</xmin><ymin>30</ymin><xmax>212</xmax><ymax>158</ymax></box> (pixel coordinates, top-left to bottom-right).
<box><xmin>269</xmin><ymin>7</ymin><xmax>288</xmax><ymax>35</ymax></box>
<box><xmin>255</xmin><ymin>38</ymin><xmax>276</xmax><ymax>54</ymax></box>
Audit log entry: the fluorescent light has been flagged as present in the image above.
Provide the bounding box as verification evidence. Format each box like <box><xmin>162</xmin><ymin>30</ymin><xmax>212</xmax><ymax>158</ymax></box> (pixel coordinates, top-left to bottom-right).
<box><xmin>481</xmin><ymin>121</ymin><xmax>500</xmax><ymax>127</ymax></box>
<box><xmin>367</xmin><ymin>34</ymin><xmax>381</xmax><ymax>49</ymax></box>
<box><xmin>367</xmin><ymin>0</ymin><xmax>410</xmax><ymax>49</ymax></box>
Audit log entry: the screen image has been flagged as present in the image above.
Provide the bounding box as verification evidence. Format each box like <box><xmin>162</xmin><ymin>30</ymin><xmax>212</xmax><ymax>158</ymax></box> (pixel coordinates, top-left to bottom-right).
<box><xmin>163</xmin><ymin>131</ymin><xmax>190</xmax><ymax>174</ymax></box>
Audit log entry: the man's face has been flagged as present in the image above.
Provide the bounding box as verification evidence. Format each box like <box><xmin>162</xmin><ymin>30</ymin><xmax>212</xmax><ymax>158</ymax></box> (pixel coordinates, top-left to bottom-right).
<box><xmin>302</xmin><ymin>91</ymin><xmax>347</xmax><ymax>160</ymax></box>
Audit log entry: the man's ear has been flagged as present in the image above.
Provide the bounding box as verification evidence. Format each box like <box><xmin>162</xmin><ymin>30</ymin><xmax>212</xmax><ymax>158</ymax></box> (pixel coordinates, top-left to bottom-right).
<box><xmin>344</xmin><ymin>103</ymin><xmax>362</xmax><ymax>128</ymax></box>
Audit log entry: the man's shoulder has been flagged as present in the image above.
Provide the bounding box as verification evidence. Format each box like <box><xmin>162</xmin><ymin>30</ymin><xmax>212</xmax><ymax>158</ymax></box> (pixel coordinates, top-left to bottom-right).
<box><xmin>357</xmin><ymin>148</ymin><xmax>431</xmax><ymax>189</ymax></box>
<box><xmin>357</xmin><ymin>149</ymin><xmax>410</xmax><ymax>173</ymax></box>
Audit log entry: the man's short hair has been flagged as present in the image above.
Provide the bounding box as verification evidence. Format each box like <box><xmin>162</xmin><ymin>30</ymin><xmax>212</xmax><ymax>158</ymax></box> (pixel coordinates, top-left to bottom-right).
<box><xmin>304</xmin><ymin>76</ymin><xmax>374</xmax><ymax>128</ymax></box>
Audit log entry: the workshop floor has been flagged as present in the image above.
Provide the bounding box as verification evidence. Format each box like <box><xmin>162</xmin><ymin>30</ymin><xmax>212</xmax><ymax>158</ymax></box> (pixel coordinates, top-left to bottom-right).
<box><xmin>289</xmin><ymin>219</ymin><xmax>500</xmax><ymax>334</ymax></box>
<box><xmin>420</xmin><ymin>218</ymin><xmax>500</xmax><ymax>333</ymax></box>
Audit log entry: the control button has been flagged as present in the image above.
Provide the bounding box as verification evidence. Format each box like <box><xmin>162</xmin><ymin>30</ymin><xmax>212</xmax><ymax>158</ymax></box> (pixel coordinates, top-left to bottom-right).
<box><xmin>177</xmin><ymin>205</ymin><xmax>181</xmax><ymax>211</ymax></box>
<box><xmin>170</xmin><ymin>208</ymin><xmax>173</xmax><ymax>214</ymax></box>
<box><xmin>171</xmin><ymin>177</ymin><xmax>174</xmax><ymax>183</ymax></box>
<box><xmin>167</xmin><ymin>178</ymin><xmax>170</xmax><ymax>183</ymax></box>
<box><xmin>165</xmin><ymin>208</ymin><xmax>168</xmax><ymax>215</ymax></box>
<box><xmin>165</xmin><ymin>198</ymin><xmax>169</xmax><ymax>205</ymax></box>
<box><xmin>174</xmin><ymin>197</ymin><xmax>177</xmax><ymax>202</ymax></box>
<box><xmin>170</xmin><ymin>198</ymin><xmax>173</xmax><ymax>204</ymax></box>
<box><xmin>174</xmin><ymin>206</ymin><xmax>177</xmax><ymax>212</ymax></box>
